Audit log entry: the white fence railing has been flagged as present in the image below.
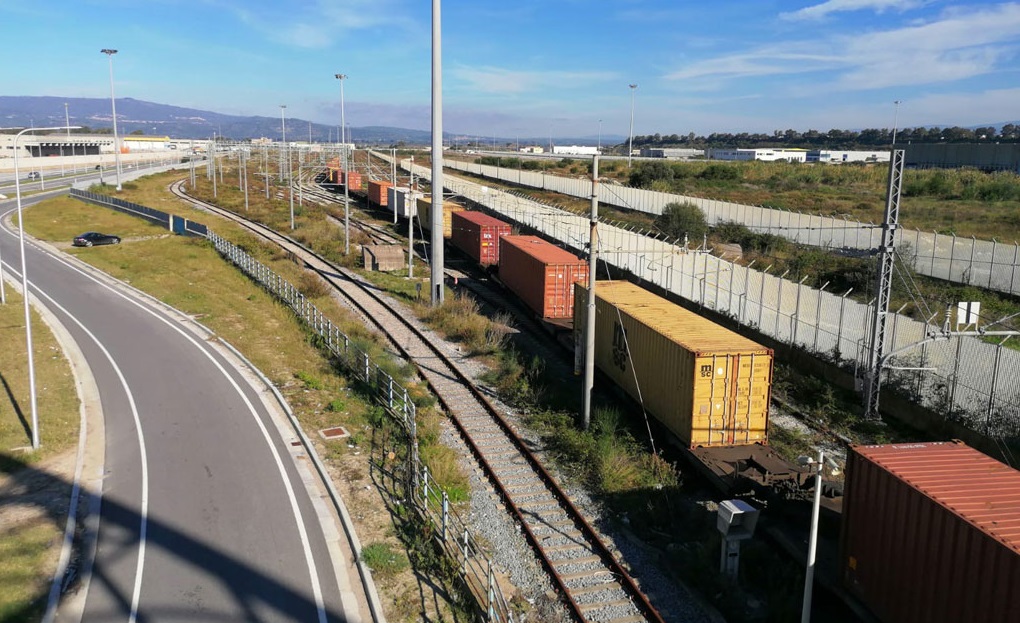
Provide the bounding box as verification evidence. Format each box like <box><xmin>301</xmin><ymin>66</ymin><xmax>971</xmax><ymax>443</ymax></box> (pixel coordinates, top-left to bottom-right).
<box><xmin>445</xmin><ymin>159</ymin><xmax>1020</xmax><ymax>297</ymax></box>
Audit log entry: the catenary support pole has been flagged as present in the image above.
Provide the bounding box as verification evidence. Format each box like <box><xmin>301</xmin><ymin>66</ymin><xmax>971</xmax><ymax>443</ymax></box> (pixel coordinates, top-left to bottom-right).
<box><xmin>430</xmin><ymin>0</ymin><xmax>445</xmax><ymax>305</ymax></box>
<box><xmin>581</xmin><ymin>155</ymin><xmax>600</xmax><ymax>430</ymax></box>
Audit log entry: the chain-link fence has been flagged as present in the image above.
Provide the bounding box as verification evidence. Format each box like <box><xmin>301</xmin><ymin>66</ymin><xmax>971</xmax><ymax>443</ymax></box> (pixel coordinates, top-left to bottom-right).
<box><xmin>208</xmin><ymin>232</ymin><xmax>517</xmax><ymax>623</ymax></box>
<box><xmin>445</xmin><ymin>159</ymin><xmax>1020</xmax><ymax>297</ymax></box>
<box><xmin>408</xmin><ymin>160</ymin><xmax>1020</xmax><ymax>440</ymax></box>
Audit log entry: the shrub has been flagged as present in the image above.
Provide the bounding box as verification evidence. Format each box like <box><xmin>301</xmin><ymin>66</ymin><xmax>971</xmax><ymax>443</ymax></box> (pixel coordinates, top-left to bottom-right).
<box><xmin>655</xmin><ymin>201</ymin><xmax>708</xmax><ymax>241</ymax></box>
<box><xmin>698</xmin><ymin>163</ymin><xmax>740</xmax><ymax>181</ymax></box>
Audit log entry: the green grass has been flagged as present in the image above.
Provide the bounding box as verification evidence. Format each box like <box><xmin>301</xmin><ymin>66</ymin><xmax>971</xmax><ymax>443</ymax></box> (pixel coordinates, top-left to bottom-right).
<box><xmin>0</xmin><ymin>287</ymin><xmax>81</xmax><ymax>619</ymax></box>
<box><xmin>360</xmin><ymin>542</ymin><xmax>410</xmax><ymax>577</ymax></box>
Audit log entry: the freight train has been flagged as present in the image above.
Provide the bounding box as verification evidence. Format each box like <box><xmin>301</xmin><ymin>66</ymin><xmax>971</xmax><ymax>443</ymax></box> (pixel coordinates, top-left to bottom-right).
<box><xmin>320</xmin><ymin>167</ymin><xmax>1020</xmax><ymax>623</ymax></box>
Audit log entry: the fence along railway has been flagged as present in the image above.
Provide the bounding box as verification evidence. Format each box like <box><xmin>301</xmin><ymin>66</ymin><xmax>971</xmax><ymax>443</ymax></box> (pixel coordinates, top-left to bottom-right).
<box><xmin>165</xmin><ymin>180</ymin><xmax>693</xmax><ymax>623</ymax></box>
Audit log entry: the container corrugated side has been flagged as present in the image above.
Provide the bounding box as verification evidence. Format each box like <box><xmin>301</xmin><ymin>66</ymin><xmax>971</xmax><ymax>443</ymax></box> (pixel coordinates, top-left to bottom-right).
<box><xmin>368</xmin><ymin>180</ymin><xmax>392</xmax><ymax>206</ymax></box>
<box><xmin>573</xmin><ymin>280</ymin><xmax>772</xmax><ymax>447</ymax></box>
<box><xmin>499</xmin><ymin>235</ymin><xmax>588</xmax><ymax>319</ymax></box>
<box><xmin>451</xmin><ymin>211</ymin><xmax>512</xmax><ymax>266</ymax></box>
<box><xmin>416</xmin><ymin>198</ymin><xmax>465</xmax><ymax>238</ymax></box>
<box><xmin>840</xmin><ymin>441</ymin><xmax>1020</xmax><ymax>623</ymax></box>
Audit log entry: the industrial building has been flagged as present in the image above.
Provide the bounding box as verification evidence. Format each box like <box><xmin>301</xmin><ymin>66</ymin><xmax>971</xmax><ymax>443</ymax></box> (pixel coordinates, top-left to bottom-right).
<box><xmin>640</xmin><ymin>147</ymin><xmax>704</xmax><ymax>159</ymax></box>
<box><xmin>551</xmin><ymin>145</ymin><xmax>600</xmax><ymax>156</ymax></box>
<box><xmin>709</xmin><ymin>148</ymin><xmax>808</xmax><ymax>162</ymax></box>
<box><xmin>806</xmin><ymin>150</ymin><xmax>891</xmax><ymax>164</ymax></box>
<box><xmin>1</xmin><ymin>133</ymin><xmax>172</xmax><ymax>158</ymax></box>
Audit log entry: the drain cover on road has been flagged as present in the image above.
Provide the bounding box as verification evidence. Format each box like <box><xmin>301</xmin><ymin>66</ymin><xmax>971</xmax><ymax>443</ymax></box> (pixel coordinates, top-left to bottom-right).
<box><xmin>318</xmin><ymin>426</ymin><xmax>350</xmax><ymax>441</ymax></box>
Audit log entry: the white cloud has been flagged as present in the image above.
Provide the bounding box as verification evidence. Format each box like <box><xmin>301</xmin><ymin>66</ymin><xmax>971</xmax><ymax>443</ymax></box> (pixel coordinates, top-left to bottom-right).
<box><xmin>219</xmin><ymin>0</ymin><xmax>410</xmax><ymax>49</ymax></box>
<box><xmin>780</xmin><ymin>0</ymin><xmax>927</xmax><ymax>21</ymax></box>
<box><xmin>666</xmin><ymin>3</ymin><xmax>1020</xmax><ymax>91</ymax></box>
<box><xmin>452</xmin><ymin>65</ymin><xmax>618</xmax><ymax>94</ymax></box>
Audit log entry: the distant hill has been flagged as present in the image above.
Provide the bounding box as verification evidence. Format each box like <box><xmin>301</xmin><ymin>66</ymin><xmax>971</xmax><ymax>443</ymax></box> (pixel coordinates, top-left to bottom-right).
<box><xmin>0</xmin><ymin>96</ymin><xmax>436</xmax><ymax>144</ymax></box>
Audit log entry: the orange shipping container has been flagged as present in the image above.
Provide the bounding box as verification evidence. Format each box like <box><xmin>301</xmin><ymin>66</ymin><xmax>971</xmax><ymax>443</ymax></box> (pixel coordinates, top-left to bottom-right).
<box><xmin>451</xmin><ymin>211</ymin><xmax>511</xmax><ymax>266</ymax></box>
<box><xmin>342</xmin><ymin>171</ymin><xmax>362</xmax><ymax>191</ymax></box>
<box><xmin>416</xmin><ymin>197</ymin><xmax>465</xmax><ymax>238</ymax></box>
<box><xmin>499</xmin><ymin>235</ymin><xmax>587</xmax><ymax>319</ymax></box>
<box><xmin>573</xmin><ymin>280</ymin><xmax>772</xmax><ymax>447</ymax></box>
<box><xmin>368</xmin><ymin>180</ymin><xmax>392</xmax><ymax>206</ymax></box>
<box><xmin>840</xmin><ymin>441</ymin><xmax>1020</xmax><ymax>623</ymax></box>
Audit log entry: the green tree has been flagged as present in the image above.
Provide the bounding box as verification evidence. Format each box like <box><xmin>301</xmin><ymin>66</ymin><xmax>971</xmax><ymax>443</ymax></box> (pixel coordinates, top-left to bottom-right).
<box><xmin>655</xmin><ymin>201</ymin><xmax>707</xmax><ymax>242</ymax></box>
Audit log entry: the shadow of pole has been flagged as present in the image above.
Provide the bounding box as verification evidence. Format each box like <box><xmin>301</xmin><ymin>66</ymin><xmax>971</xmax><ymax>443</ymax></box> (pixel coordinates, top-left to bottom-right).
<box><xmin>0</xmin><ymin>453</ymin><xmax>350</xmax><ymax>623</ymax></box>
<box><xmin>0</xmin><ymin>372</ymin><xmax>32</xmax><ymax>445</ymax></box>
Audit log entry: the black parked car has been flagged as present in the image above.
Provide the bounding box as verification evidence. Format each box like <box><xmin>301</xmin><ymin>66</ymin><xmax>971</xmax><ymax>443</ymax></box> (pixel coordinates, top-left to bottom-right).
<box><xmin>73</xmin><ymin>232</ymin><xmax>121</xmax><ymax>247</ymax></box>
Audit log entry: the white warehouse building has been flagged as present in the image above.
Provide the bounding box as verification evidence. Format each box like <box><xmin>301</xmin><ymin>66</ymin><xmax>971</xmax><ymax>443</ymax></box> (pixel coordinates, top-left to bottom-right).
<box><xmin>552</xmin><ymin>145</ymin><xmax>600</xmax><ymax>156</ymax></box>
<box><xmin>806</xmin><ymin>150</ymin><xmax>891</xmax><ymax>164</ymax></box>
<box><xmin>709</xmin><ymin>148</ymin><xmax>808</xmax><ymax>162</ymax></box>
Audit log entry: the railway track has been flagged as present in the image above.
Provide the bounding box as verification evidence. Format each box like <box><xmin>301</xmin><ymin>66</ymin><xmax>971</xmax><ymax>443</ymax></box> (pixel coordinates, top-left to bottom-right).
<box><xmin>168</xmin><ymin>179</ymin><xmax>679</xmax><ymax>623</ymax></box>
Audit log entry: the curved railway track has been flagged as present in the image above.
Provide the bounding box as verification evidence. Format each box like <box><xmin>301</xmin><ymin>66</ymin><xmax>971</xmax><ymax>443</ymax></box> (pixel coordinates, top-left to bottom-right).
<box><xmin>168</xmin><ymin>179</ymin><xmax>676</xmax><ymax>623</ymax></box>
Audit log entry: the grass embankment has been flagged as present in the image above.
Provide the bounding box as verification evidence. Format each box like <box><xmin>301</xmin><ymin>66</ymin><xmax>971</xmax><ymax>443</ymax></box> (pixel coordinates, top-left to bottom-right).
<box><xmin>0</xmin><ymin>285</ymin><xmax>81</xmax><ymax>621</ymax></box>
<box><xmin>23</xmin><ymin>183</ymin><xmax>470</xmax><ymax>622</ymax></box>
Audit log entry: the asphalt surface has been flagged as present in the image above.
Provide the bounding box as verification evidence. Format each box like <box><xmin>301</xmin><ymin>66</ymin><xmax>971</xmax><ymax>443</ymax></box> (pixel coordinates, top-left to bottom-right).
<box><xmin>0</xmin><ymin>195</ymin><xmax>353</xmax><ymax>622</ymax></box>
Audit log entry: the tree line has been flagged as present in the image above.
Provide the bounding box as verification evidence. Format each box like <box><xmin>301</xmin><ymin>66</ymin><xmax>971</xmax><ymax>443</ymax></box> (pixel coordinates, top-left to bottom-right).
<box><xmin>631</xmin><ymin>124</ymin><xmax>1020</xmax><ymax>149</ymax></box>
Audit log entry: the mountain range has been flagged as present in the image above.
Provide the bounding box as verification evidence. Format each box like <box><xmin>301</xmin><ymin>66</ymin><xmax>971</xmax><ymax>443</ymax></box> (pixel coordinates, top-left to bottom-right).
<box><xmin>0</xmin><ymin>96</ymin><xmax>618</xmax><ymax>147</ymax></box>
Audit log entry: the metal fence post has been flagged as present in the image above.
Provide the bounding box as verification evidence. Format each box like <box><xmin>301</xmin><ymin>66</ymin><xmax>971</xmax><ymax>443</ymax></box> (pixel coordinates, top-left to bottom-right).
<box><xmin>813</xmin><ymin>283</ymin><xmax>828</xmax><ymax>352</ymax></box>
<box><xmin>949</xmin><ymin>233</ymin><xmax>957</xmax><ymax>281</ymax></box>
<box><xmin>442</xmin><ymin>491</ymin><xmax>449</xmax><ymax>542</ymax></box>
<box><xmin>463</xmin><ymin>529</ymin><xmax>470</xmax><ymax>575</ymax></box>
<box><xmin>989</xmin><ymin>239</ymin><xmax>997</xmax><ymax>289</ymax></box>
<box><xmin>967</xmin><ymin>236</ymin><xmax>977</xmax><ymax>285</ymax></box>
<box><xmin>986</xmin><ymin>342</ymin><xmax>1004</xmax><ymax>432</ymax></box>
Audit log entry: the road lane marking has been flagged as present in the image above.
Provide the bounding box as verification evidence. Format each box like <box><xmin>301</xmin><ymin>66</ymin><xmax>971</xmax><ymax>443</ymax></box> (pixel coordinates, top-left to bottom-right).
<box><xmin>1</xmin><ymin>219</ymin><xmax>328</xmax><ymax>623</ymax></box>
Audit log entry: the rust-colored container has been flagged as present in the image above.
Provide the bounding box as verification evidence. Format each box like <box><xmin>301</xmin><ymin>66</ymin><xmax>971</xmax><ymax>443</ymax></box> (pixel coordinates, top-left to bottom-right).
<box><xmin>342</xmin><ymin>171</ymin><xmax>362</xmax><ymax>191</ymax></box>
<box><xmin>840</xmin><ymin>441</ymin><xmax>1020</xmax><ymax>623</ymax></box>
<box><xmin>416</xmin><ymin>197</ymin><xmax>465</xmax><ymax>238</ymax></box>
<box><xmin>451</xmin><ymin>211</ymin><xmax>512</xmax><ymax>266</ymax></box>
<box><xmin>573</xmin><ymin>281</ymin><xmax>772</xmax><ymax>447</ymax></box>
<box><xmin>499</xmin><ymin>235</ymin><xmax>588</xmax><ymax>319</ymax></box>
<box><xmin>368</xmin><ymin>180</ymin><xmax>391</xmax><ymax>206</ymax></box>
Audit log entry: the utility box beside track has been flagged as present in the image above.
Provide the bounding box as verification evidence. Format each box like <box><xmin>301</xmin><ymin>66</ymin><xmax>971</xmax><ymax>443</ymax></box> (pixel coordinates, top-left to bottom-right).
<box><xmin>573</xmin><ymin>280</ymin><xmax>772</xmax><ymax>447</ymax></box>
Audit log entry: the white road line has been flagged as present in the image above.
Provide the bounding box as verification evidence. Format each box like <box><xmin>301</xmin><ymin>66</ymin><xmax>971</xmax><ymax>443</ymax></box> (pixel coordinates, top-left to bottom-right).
<box><xmin>1</xmin><ymin>210</ymin><xmax>149</xmax><ymax>623</ymax></box>
<box><xmin>1</xmin><ymin>217</ymin><xmax>328</xmax><ymax>622</ymax></box>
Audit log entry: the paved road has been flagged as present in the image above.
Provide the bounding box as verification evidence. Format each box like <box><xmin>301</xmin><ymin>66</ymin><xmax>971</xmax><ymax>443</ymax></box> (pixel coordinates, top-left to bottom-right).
<box><xmin>0</xmin><ymin>196</ymin><xmax>356</xmax><ymax>622</ymax></box>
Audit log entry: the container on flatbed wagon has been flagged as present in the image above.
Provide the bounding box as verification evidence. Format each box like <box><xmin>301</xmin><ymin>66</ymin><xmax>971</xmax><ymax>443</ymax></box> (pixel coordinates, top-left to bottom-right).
<box><xmin>451</xmin><ymin>211</ymin><xmax>512</xmax><ymax>266</ymax></box>
<box><xmin>341</xmin><ymin>171</ymin><xmax>362</xmax><ymax>191</ymax></box>
<box><xmin>416</xmin><ymin>197</ymin><xmax>465</xmax><ymax>238</ymax></box>
<box><xmin>573</xmin><ymin>280</ymin><xmax>772</xmax><ymax>447</ymax></box>
<box><xmin>840</xmin><ymin>441</ymin><xmax>1020</xmax><ymax>623</ymax></box>
<box><xmin>499</xmin><ymin>235</ymin><xmax>588</xmax><ymax>319</ymax></box>
<box><xmin>388</xmin><ymin>187</ymin><xmax>422</xmax><ymax>219</ymax></box>
<box><xmin>368</xmin><ymin>180</ymin><xmax>391</xmax><ymax>206</ymax></box>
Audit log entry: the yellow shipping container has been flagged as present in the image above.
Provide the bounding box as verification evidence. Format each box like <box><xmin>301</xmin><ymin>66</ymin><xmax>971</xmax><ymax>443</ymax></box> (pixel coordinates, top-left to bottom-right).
<box><xmin>416</xmin><ymin>197</ymin><xmax>465</xmax><ymax>238</ymax></box>
<box><xmin>574</xmin><ymin>281</ymin><xmax>772</xmax><ymax>447</ymax></box>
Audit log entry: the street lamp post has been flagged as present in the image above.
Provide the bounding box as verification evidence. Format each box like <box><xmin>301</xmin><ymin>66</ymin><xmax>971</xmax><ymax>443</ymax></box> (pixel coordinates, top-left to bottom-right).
<box><xmin>598</xmin><ymin>119</ymin><xmax>603</xmax><ymax>153</ymax></box>
<box><xmin>100</xmin><ymin>49</ymin><xmax>123</xmax><ymax>191</ymax></box>
<box><xmin>627</xmin><ymin>84</ymin><xmax>637</xmax><ymax>167</ymax></box>
<box><xmin>12</xmin><ymin>125</ymin><xmax>80</xmax><ymax>450</ymax></box>
<box><xmin>892</xmin><ymin>100</ymin><xmax>902</xmax><ymax>146</ymax></box>
<box><xmin>335</xmin><ymin>73</ymin><xmax>350</xmax><ymax>254</ymax></box>
<box><xmin>280</xmin><ymin>105</ymin><xmax>287</xmax><ymax>183</ymax></box>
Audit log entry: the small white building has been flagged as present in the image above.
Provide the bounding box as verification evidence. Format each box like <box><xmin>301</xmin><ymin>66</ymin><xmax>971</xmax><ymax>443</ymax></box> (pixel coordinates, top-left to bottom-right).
<box><xmin>519</xmin><ymin>145</ymin><xmax>545</xmax><ymax>154</ymax></box>
<box><xmin>710</xmin><ymin>148</ymin><xmax>807</xmax><ymax>163</ymax></box>
<box><xmin>806</xmin><ymin>150</ymin><xmax>891</xmax><ymax>164</ymax></box>
<box><xmin>552</xmin><ymin>145</ymin><xmax>599</xmax><ymax>156</ymax></box>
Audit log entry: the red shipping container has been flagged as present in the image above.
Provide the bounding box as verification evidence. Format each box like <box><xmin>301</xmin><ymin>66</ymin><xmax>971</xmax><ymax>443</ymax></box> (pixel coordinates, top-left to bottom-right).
<box><xmin>451</xmin><ymin>211</ymin><xmax>511</xmax><ymax>266</ymax></box>
<box><xmin>498</xmin><ymin>235</ymin><xmax>588</xmax><ymax>319</ymax></box>
<box><xmin>368</xmin><ymin>180</ymin><xmax>392</xmax><ymax>206</ymax></box>
<box><xmin>840</xmin><ymin>441</ymin><xmax>1020</xmax><ymax>623</ymax></box>
<box><xmin>342</xmin><ymin>171</ymin><xmax>362</xmax><ymax>191</ymax></box>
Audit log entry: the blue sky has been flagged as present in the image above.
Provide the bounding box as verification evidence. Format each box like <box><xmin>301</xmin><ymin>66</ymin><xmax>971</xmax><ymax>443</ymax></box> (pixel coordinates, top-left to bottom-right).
<box><xmin>2</xmin><ymin>0</ymin><xmax>1019</xmax><ymax>138</ymax></box>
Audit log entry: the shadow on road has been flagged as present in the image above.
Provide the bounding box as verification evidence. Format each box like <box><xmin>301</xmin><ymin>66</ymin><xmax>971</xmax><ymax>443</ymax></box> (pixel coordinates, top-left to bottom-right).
<box><xmin>0</xmin><ymin>452</ymin><xmax>351</xmax><ymax>623</ymax></box>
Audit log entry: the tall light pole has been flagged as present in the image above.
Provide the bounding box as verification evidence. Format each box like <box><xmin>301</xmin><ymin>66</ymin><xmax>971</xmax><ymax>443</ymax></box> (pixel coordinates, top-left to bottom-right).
<box><xmin>598</xmin><ymin>119</ymin><xmax>603</xmax><ymax>153</ymax></box>
<box><xmin>431</xmin><ymin>0</ymin><xmax>445</xmax><ymax>305</ymax></box>
<box><xmin>891</xmin><ymin>100</ymin><xmax>902</xmax><ymax>146</ymax></box>
<box><xmin>100</xmin><ymin>49</ymin><xmax>123</xmax><ymax>191</ymax></box>
<box><xmin>279</xmin><ymin>104</ymin><xmax>287</xmax><ymax>183</ymax></box>
<box><xmin>13</xmin><ymin>125</ymin><xmax>81</xmax><ymax>450</ymax></box>
<box><xmin>64</xmin><ymin>102</ymin><xmax>74</xmax><ymax>174</ymax></box>
<box><xmin>335</xmin><ymin>73</ymin><xmax>350</xmax><ymax>254</ymax></box>
<box><xmin>627</xmin><ymin>84</ymin><xmax>638</xmax><ymax>167</ymax></box>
